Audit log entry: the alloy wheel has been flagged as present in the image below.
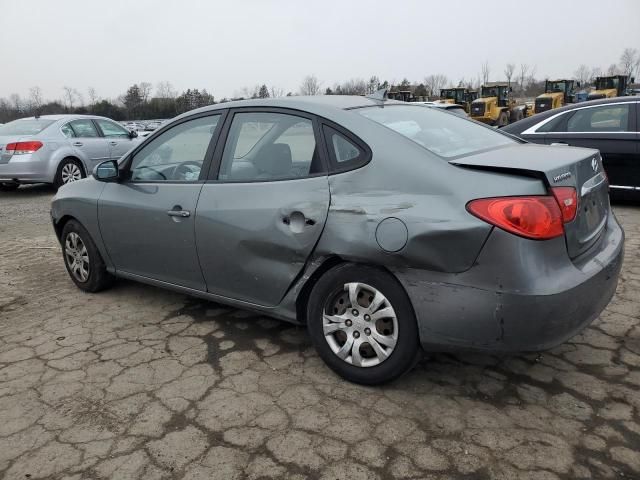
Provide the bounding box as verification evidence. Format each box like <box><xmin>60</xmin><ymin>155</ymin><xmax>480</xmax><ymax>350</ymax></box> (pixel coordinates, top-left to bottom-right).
<box><xmin>61</xmin><ymin>163</ymin><xmax>83</xmax><ymax>184</ymax></box>
<box><xmin>64</xmin><ymin>232</ymin><xmax>90</xmax><ymax>282</ymax></box>
<box><xmin>322</xmin><ymin>282</ymin><xmax>398</xmax><ymax>367</ymax></box>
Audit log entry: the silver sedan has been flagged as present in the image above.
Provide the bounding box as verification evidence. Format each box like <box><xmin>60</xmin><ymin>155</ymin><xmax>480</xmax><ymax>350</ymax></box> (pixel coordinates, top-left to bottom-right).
<box><xmin>0</xmin><ymin>115</ymin><xmax>141</xmax><ymax>190</ymax></box>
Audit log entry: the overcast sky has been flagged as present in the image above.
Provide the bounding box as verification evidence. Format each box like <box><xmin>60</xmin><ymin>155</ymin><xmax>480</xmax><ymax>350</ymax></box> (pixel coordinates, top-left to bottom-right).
<box><xmin>1</xmin><ymin>0</ymin><xmax>639</xmax><ymax>102</ymax></box>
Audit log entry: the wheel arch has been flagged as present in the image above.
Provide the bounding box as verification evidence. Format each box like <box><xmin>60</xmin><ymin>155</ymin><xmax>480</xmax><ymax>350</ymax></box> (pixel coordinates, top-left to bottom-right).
<box><xmin>294</xmin><ymin>256</ymin><xmax>414</xmax><ymax>325</ymax></box>
<box><xmin>53</xmin><ymin>214</ymin><xmax>79</xmax><ymax>242</ymax></box>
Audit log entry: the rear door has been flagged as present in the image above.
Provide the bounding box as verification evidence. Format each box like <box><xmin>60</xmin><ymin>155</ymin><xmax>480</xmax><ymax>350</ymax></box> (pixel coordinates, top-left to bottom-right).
<box><xmin>195</xmin><ymin>109</ymin><xmax>330</xmax><ymax>306</ymax></box>
<box><xmin>94</xmin><ymin>118</ymin><xmax>139</xmax><ymax>161</ymax></box>
<box><xmin>98</xmin><ymin>113</ymin><xmax>224</xmax><ymax>290</ymax></box>
<box><xmin>67</xmin><ymin>119</ymin><xmax>110</xmax><ymax>168</ymax></box>
<box><xmin>543</xmin><ymin>102</ymin><xmax>638</xmax><ymax>189</ymax></box>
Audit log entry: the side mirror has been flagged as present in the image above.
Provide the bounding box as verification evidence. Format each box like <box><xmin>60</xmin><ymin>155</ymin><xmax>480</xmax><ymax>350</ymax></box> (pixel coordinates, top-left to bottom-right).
<box><xmin>94</xmin><ymin>160</ymin><xmax>120</xmax><ymax>182</ymax></box>
<box><xmin>129</xmin><ymin>130</ymin><xmax>138</xmax><ymax>139</ymax></box>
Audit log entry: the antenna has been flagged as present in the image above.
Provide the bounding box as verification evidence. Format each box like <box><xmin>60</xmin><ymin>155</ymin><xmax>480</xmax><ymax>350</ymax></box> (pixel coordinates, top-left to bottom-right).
<box><xmin>366</xmin><ymin>88</ymin><xmax>388</xmax><ymax>102</ymax></box>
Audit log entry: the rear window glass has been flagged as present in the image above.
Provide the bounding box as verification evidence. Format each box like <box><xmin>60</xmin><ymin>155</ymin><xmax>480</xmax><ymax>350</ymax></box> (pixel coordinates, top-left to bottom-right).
<box><xmin>357</xmin><ymin>105</ymin><xmax>514</xmax><ymax>158</ymax></box>
<box><xmin>0</xmin><ymin>119</ymin><xmax>54</xmax><ymax>136</ymax></box>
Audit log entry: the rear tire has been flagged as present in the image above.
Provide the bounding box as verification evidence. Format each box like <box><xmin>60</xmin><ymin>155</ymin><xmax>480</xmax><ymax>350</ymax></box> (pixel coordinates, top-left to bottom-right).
<box><xmin>497</xmin><ymin>111</ymin><xmax>509</xmax><ymax>126</ymax></box>
<box><xmin>54</xmin><ymin>158</ymin><xmax>85</xmax><ymax>189</ymax></box>
<box><xmin>61</xmin><ymin>220</ymin><xmax>113</xmax><ymax>293</ymax></box>
<box><xmin>0</xmin><ymin>182</ymin><xmax>19</xmax><ymax>191</ymax></box>
<box><xmin>307</xmin><ymin>264</ymin><xmax>420</xmax><ymax>385</ymax></box>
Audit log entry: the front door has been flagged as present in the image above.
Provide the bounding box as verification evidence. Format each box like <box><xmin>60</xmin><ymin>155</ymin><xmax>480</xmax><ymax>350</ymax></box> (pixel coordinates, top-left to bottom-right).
<box><xmin>196</xmin><ymin>110</ymin><xmax>330</xmax><ymax>306</ymax></box>
<box><xmin>544</xmin><ymin>102</ymin><xmax>638</xmax><ymax>189</ymax></box>
<box><xmin>98</xmin><ymin>113</ymin><xmax>223</xmax><ymax>290</ymax></box>
<box><xmin>94</xmin><ymin>118</ymin><xmax>140</xmax><ymax>161</ymax></box>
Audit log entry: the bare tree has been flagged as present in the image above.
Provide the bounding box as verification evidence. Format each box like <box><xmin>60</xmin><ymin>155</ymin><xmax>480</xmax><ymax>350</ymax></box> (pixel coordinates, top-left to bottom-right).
<box><xmin>504</xmin><ymin>63</ymin><xmax>515</xmax><ymax>88</ymax></box>
<box><xmin>299</xmin><ymin>75</ymin><xmax>321</xmax><ymax>96</ymax></box>
<box><xmin>590</xmin><ymin>66</ymin><xmax>603</xmax><ymax>84</ymax></box>
<box><xmin>619</xmin><ymin>48</ymin><xmax>639</xmax><ymax>78</ymax></box>
<box><xmin>139</xmin><ymin>82</ymin><xmax>153</xmax><ymax>103</ymax></box>
<box><xmin>9</xmin><ymin>93</ymin><xmax>22</xmax><ymax>112</ymax></box>
<box><xmin>156</xmin><ymin>81</ymin><xmax>176</xmax><ymax>99</ymax></box>
<box><xmin>62</xmin><ymin>86</ymin><xmax>76</xmax><ymax>110</ymax></box>
<box><xmin>423</xmin><ymin>74</ymin><xmax>449</xmax><ymax>96</ymax></box>
<box><xmin>29</xmin><ymin>87</ymin><xmax>43</xmax><ymax>111</ymax></box>
<box><xmin>74</xmin><ymin>89</ymin><xmax>85</xmax><ymax>108</ymax></box>
<box><xmin>270</xmin><ymin>86</ymin><xmax>285</xmax><ymax>98</ymax></box>
<box><xmin>87</xmin><ymin>87</ymin><xmax>98</xmax><ymax>107</ymax></box>
<box><xmin>606</xmin><ymin>63</ymin><xmax>618</xmax><ymax>75</ymax></box>
<box><xmin>481</xmin><ymin>61</ymin><xmax>491</xmax><ymax>86</ymax></box>
<box><xmin>518</xmin><ymin>64</ymin><xmax>530</xmax><ymax>92</ymax></box>
<box><xmin>574</xmin><ymin>64</ymin><xmax>590</xmax><ymax>86</ymax></box>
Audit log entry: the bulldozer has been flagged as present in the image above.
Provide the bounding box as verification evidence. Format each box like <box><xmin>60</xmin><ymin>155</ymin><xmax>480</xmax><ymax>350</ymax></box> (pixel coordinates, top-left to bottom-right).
<box><xmin>529</xmin><ymin>79</ymin><xmax>577</xmax><ymax>116</ymax></box>
<box><xmin>439</xmin><ymin>88</ymin><xmax>476</xmax><ymax>113</ymax></box>
<box><xmin>469</xmin><ymin>83</ymin><xmax>526</xmax><ymax>126</ymax></box>
<box><xmin>588</xmin><ymin>75</ymin><xmax>634</xmax><ymax>100</ymax></box>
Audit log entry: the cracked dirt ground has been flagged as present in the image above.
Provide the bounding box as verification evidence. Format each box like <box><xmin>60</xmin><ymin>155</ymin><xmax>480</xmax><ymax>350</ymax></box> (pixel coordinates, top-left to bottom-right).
<box><xmin>0</xmin><ymin>185</ymin><xmax>639</xmax><ymax>480</ymax></box>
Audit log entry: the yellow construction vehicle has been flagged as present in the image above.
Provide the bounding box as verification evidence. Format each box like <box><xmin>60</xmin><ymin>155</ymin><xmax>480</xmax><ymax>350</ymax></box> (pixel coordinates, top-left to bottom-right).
<box><xmin>588</xmin><ymin>75</ymin><xmax>633</xmax><ymax>100</ymax></box>
<box><xmin>469</xmin><ymin>83</ymin><xmax>526</xmax><ymax>126</ymax></box>
<box><xmin>528</xmin><ymin>79</ymin><xmax>577</xmax><ymax>116</ymax></box>
<box><xmin>439</xmin><ymin>88</ymin><xmax>476</xmax><ymax>113</ymax></box>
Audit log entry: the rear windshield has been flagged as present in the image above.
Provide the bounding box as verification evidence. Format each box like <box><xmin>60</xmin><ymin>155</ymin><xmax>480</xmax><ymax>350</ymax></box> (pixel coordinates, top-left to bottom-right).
<box><xmin>357</xmin><ymin>105</ymin><xmax>515</xmax><ymax>158</ymax></box>
<box><xmin>0</xmin><ymin>118</ymin><xmax>55</xmax><ymax>136</ymax></box>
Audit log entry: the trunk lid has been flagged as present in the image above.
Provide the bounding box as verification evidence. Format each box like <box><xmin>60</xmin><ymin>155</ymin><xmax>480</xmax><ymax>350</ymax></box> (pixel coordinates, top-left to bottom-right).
<box><xmin>451</xmin><ymin>143</ymin><xmax>609</xmax><ymax>258</ymax></box>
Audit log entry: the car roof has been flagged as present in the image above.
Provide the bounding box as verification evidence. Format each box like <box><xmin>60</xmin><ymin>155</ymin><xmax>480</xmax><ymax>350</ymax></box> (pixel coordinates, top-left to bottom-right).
<box><xmin>11</xmin><ymin>114</ymin><xmax>110</xmax><ymax>122</ymax></box>
<box><xmin>502</xmin><ymin>95</ymin><xmax>640</xmax><ymax>134</ymax></box>
<box><xmin>177</xmin><ymin>95</ymin><xmax>404</xmax><ymax>119</ymax></box>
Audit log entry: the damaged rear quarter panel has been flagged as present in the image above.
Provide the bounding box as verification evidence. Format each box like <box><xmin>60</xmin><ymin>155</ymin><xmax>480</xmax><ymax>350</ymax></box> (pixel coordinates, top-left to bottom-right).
<box><xmin>312</xmin><ymin>125</ymin><xmax>547</xmax><ymax>274</ymax></box>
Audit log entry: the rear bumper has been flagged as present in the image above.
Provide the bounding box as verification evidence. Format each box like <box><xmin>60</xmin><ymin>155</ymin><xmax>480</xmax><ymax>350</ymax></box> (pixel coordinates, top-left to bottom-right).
<box><xmin>394</xmin><ymin>212</ymin><xmax>624</xmax><ymax>352</ymax></box>
<box><xmin>0</xmin><ymin>155</ymin><xmax>52</xmax><ymax>183</ymax></box>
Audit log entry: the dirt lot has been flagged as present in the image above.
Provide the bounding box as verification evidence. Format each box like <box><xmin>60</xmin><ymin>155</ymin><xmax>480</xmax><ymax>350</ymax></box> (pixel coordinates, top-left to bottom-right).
<box><xmin>0</xmin><ymin>185</ymin><xmax>639</xmax><ymax>480</ymax></box>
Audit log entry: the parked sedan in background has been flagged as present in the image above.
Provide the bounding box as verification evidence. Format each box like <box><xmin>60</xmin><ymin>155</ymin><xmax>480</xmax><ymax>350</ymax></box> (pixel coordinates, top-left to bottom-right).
<box><xmin>503</xmin><ymin>97</ymin><xmax>639</xmax><ymax>196</ymax></box>
<box><xmin>51</xmin><ymin>96</ymin><xmax>623</xmax><ymax>384</ymax></box>
<box><xmin>0</xmin><ymin>115</ymin><xmax>141</xmax><ymax>190</ymax></box>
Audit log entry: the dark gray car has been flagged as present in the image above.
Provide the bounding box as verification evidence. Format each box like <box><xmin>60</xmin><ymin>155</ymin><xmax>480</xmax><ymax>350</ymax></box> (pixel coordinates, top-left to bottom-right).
<box><xmin>51</xmin><ymin>95</ymin><xmax>624</xmax><ymax>384</ymax></box>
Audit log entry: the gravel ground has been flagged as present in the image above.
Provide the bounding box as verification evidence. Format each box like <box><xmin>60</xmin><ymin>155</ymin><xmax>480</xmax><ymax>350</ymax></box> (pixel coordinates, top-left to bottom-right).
<box><xmin>0</xmin><ymin>184</ymin><xmax>639</xmax><ymax>480</ymax></box>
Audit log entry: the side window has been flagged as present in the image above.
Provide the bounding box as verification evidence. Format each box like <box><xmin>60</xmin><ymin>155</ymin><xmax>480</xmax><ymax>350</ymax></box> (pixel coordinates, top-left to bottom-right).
<box><xmin>60</xmin><ymin>123</ymin><xmax>75</xmax><ymax>138</ymax></box>
<box><xmin>564</xmin><ymin>105</ymin><xmax>630</xmax><ymax>133</ymax></box>
<box><xmin>323</xmin><ymin>125</ymin><xmax>368</xmax><ymax>171</ymax></box>
<box><xmin>70</xmin><ymin>120</ymin><xmax>99</xmax><ymax>138</ymax></box>
<box><xmin>129</xmin><ymin>115</ymin><xmax>220</xmax><ymax>182</ymax></box>
<box><xmin>95</xmin><ymin>119</ymin><xmax>130</xmax><ymax>138</ymax></box>
<box><xmin>219</xmin><ymin>112</ymin><xmax>321</xmax><ymax>181</ymax></box>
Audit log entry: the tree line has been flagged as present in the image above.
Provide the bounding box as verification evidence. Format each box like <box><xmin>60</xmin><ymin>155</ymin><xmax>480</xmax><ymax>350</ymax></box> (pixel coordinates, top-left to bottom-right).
<box><xmin>1</xmin><ymin>48</ymin><xmax>637</xmax><ymax>124</ymax></box>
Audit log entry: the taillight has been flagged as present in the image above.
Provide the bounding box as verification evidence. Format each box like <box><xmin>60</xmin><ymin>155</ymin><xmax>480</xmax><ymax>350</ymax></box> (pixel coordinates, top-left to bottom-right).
<box><xmin>467</xmin><ymin>196</ymin><xmax>564</xmax><ymax>240</ymax></box>
<box><xmin>5</xmin><ymin>141</ymin><xmax>43</xmax><ymax>155</ymax></box>
<box><xmin>551</xmin><ymin>187</ymin><xmax>578</xmax><ymax>222</ymax></box>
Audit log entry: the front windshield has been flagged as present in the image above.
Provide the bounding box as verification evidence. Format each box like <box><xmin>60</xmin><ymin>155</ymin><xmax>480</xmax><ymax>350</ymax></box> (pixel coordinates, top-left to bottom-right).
<box><xmin>547</xmin><ymin>81</ymin><xmax>566</xmax><ymax>92</ymax></box>
<box><xmin>481</xmin><ymin>87</ymin><xmax>500</xmax><ymax>97</ymax></box>
<box><xmin>596</xmin><ymin>77</ymin><xmax>619</xmax><ymax>90</ymax></box>
<box><xmin>0</xmin><ymin>118</ymin><xmax>54</xmax><ymax>136</ymax></box>
<box><xmin>357</xmin><ymin>105</ymin><xmax>515</xmax><ymax>158</ymax></box>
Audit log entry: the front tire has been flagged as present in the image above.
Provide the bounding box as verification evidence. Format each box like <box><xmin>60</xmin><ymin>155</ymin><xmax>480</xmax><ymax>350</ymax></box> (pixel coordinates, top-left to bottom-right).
<box><xmin>55</xmin><ymin>158</ymin><xmax>85</xmax><ymax>189</ymax></box>
<box><xmin>497</xmin><ymin>111</ymin><xmax>509</xmax><ymax>126</ymax></box>
<box><xmin>61</xmin><ymin>220</ymin><xmax>113</xmax><ymax>292</ymax></box>
<box><xmin>307</xmin><ymin>264</ymin><xmax>420</xmax><ymax>385</ymax></box>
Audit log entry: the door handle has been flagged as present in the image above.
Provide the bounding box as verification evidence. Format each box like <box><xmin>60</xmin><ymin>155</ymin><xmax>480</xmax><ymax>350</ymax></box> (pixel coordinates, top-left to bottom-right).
<box><xmin>73</xmin><ymin>142</ymin><xmax>83</xmax><ymax>147</ymax></box>
<box><xmin>167</xmin><ymin>209</ymin><xmax>190</xmax><ymax>218</ymax></box>
<box><xmin>110</xmin><ymin>141</ymin><xmax>118</xmax><ymax>146</ymax></box>
<box><xmin>551</xmin><ymin>142</ymin><xmax>569</xmax><ymax>146</ymax></box>
<box><xmin>282</xmin><ymin>212</ymin><xmax>316</xmax><ymax>227</ymax></box>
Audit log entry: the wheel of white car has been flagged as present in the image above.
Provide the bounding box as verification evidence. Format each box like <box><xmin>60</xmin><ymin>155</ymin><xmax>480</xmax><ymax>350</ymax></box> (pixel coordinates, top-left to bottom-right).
<box><xmin>0</xmin><ymin>182</ymin><xmax>20</xmax><ymax>191</ymax></box>
<box><xmin>55</xmin><ymin>158</ymin><xmax>85</xmax><ymax>189</ymax></box>
<box><xmin>307</xmin><ymin>264</ymin><xmax>420</xmax><ymax>385</ymax></box>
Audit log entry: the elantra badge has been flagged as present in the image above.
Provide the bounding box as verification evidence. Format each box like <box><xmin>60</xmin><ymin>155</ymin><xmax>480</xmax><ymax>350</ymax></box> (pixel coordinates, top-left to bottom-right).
<box><xmin>553</xmin><ymin>172</ymin><xmax>572</xmax><ymax>183</ymax></box>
